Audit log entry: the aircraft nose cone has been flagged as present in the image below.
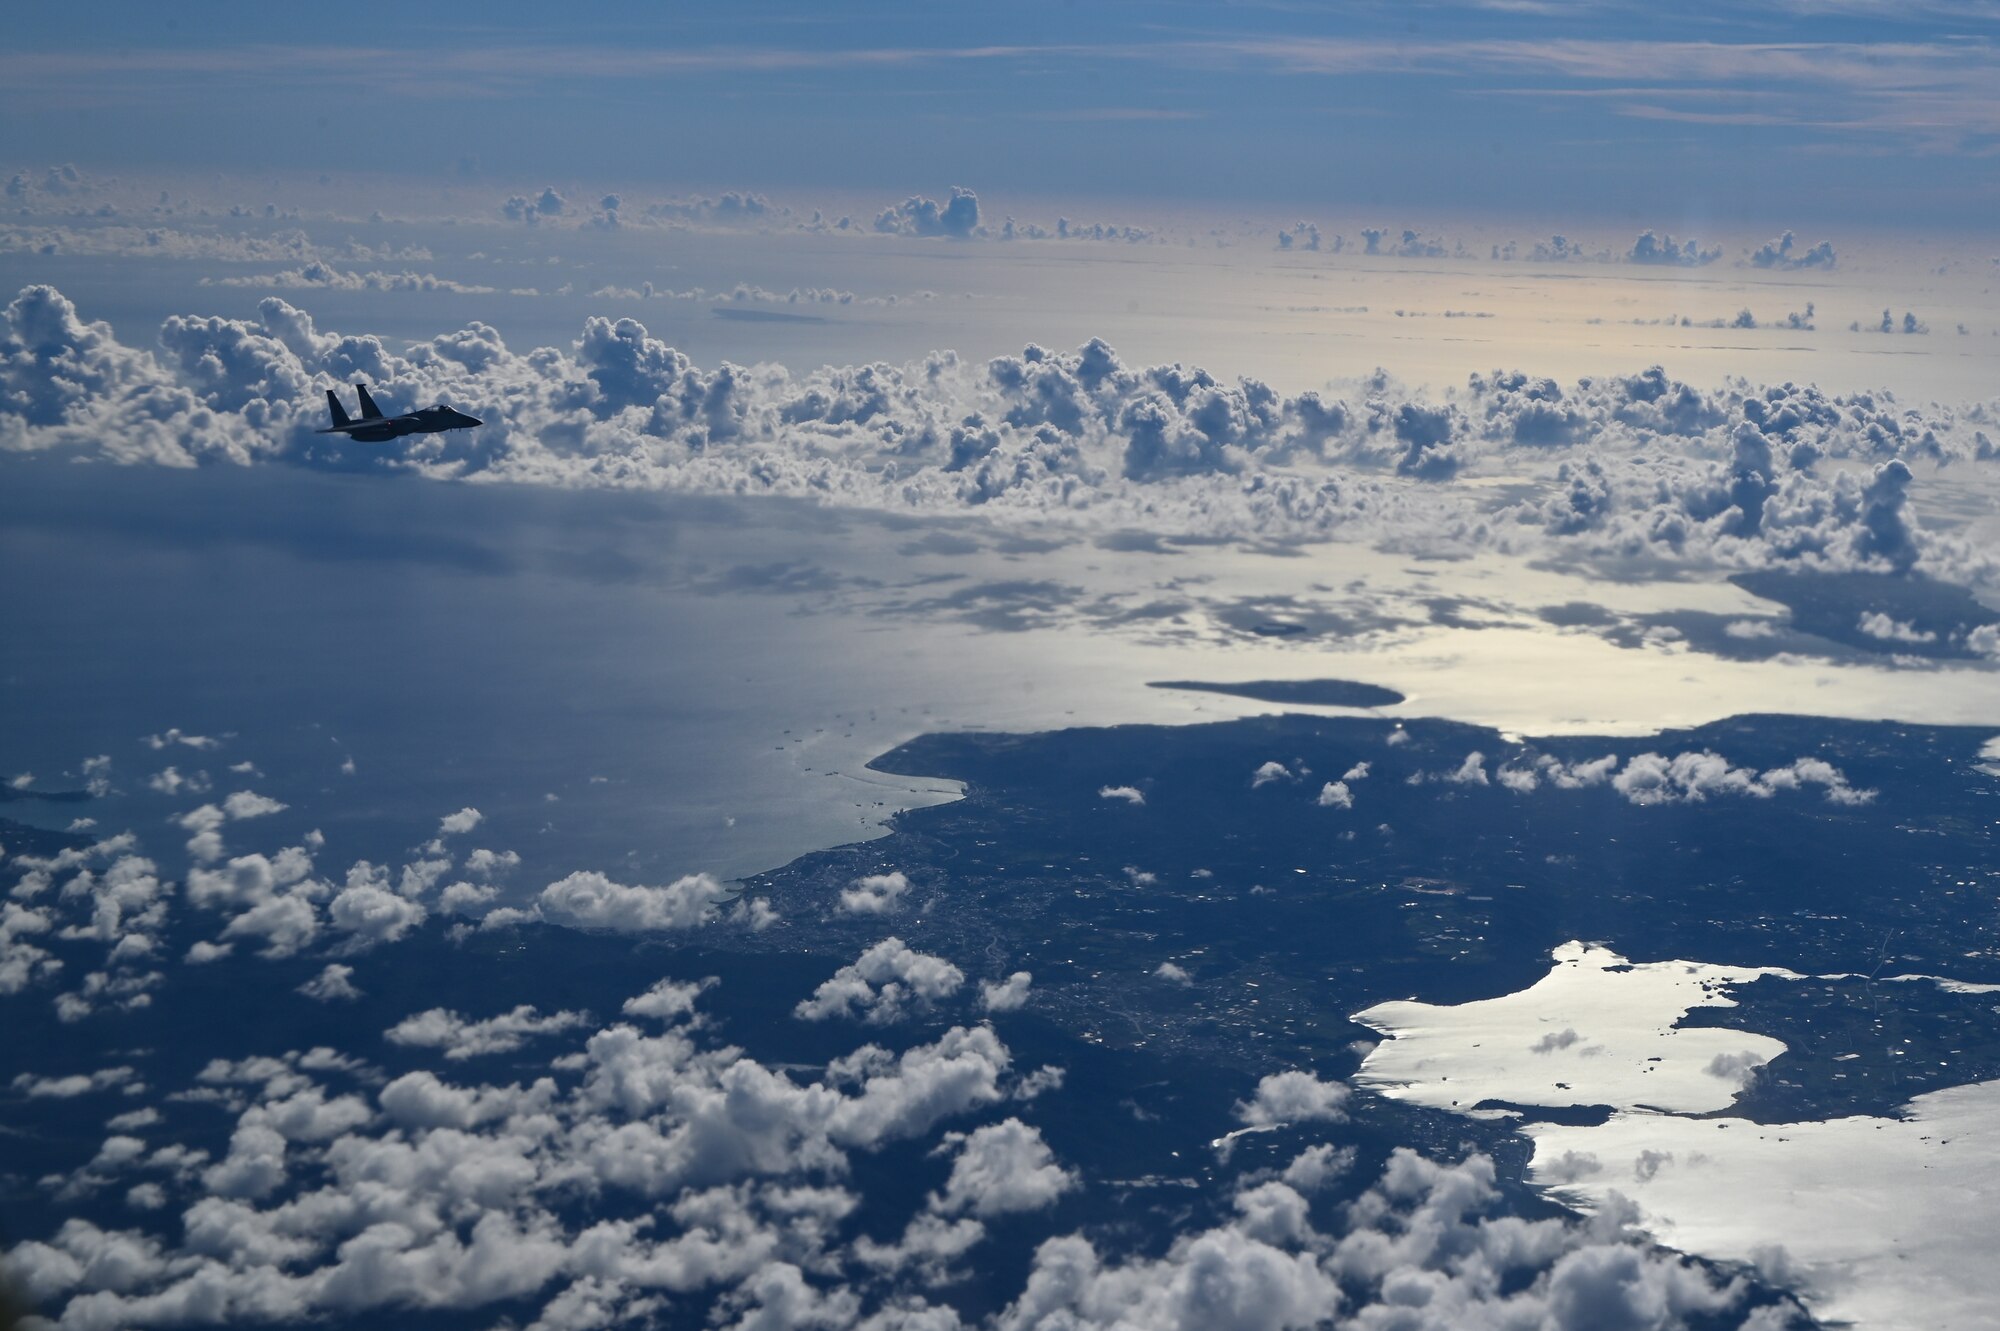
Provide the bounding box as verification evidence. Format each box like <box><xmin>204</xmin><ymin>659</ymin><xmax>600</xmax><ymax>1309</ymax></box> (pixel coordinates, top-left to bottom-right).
<box><xmin>463</xmin><ymin>414</ymin><xmax>483</xmax><ymax>427</ymax></box>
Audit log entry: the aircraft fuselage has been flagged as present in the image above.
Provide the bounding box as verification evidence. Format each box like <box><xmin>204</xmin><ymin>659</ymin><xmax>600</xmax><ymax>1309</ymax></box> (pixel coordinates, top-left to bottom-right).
<box><xmin>318</xmin><ymin>386</ymin><xmax>482</xmax><ymax>442</ymax></box>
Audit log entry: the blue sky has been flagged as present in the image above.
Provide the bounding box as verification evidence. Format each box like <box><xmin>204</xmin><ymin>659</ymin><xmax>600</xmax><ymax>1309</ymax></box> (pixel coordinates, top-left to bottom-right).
<box><xmin>6</xmin><ymin>0</ymin><xmax>1998</xmax><ymax>225</ymax></box>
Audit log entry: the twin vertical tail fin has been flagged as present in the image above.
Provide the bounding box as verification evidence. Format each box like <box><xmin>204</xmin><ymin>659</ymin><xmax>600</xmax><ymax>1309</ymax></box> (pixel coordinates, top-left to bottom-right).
<box><xmin>354</xmin><ymin>384</ymin><xmax>385</xmax><ymax>420</ymax></box>
<box><xmin>325</xmin><ymin>389</ymin><xmax>352</xmax><ymax>429</ymax></box>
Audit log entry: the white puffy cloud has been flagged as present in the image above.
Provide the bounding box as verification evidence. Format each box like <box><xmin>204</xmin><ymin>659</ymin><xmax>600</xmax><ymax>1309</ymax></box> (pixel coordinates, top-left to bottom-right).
<box><xmin>6</xmin><ymin>285</ymin><xmax>1985</xmax><ymax>586</ymax></box>
<box><xmin>385</xmin><ymin>1005</ymin><xmax>593</xmax><ymax>1059</ymax></box>
<box><xmin>533</xmin><ymin>871</ymin><xmax>724</xmax><ymax>933</ymax></box>
<box><xmin>996</xmin><ymin>1219</ymin><xmax>1341</xmax><ymax>1331</ymax></box>
<box><xmin>12</xmin><ymin>1066</ymin><xmax>140</xmax><ymax>1098</ymax></box>
<box><xmin>208</xmin><ymin>263</ymin><xmax>495</xmax><ymax>294</ymax></box>
<box><xmin>1611</xmin><ymin>751</ymin><xmax>1874</xmax><ymax>806</ymax></box>
<box><xmin>873</xmin><ymin>188</ymin><xmax>982</xmax><ymax>240</ymax></box>
<box><xmin>929</xmin><ymin>1119</ymin><xmax>1075</xmax><ymax>1217</ymax></box>
<box><xmin>978</xmin><ymin>972</ymin><xmax>1032</xmax><ymax>1013</ymax></box>
<box><xmin>1628</xmin><ymin>230</ymin><xmax>1721</xmax><ymax>267</ymax></box>
<box><xmin>1858</xmin><ymin>610</ymin><xmax>1935</xmax><ymax>644</ymax></box>
<box><xmin>11</xmin><ymin>938</ymin><xmax>1763</xmax><ymax>1331</ymax></box>
<box><xmin>220</xmin><ymin>791</ymin><xmax>286</xmax><ymax>820</ymax></box>
<box><xmin>462</xmin><ymin>848</ymin><xmax>520</xmax><ymax>878</ymax></box>
<box><xmin>993</xmin><ymin>1146</ymin><xmax>1754</xmax><ymax>1331</ymax></box>
<box><xmin>1315</xmin><ymin>781</ymin><xmax>1352</xmax><ymax>809</ymax></box>
<box><xmin>1233</xmin><ymin>1070</ymin><xmax>1349</xmax><ymax>1128</ymax></box>
<box><xmin>622</xmin><ymin>977</ymin><xmax>715</xmax><ymax>1023</ymax></box>
<box><xmin>297</xmin><ymin>964</ymin><xmax>361</xmax><ymax>1002</ymax></box>
<box><xmin>1748</xmin><ymin>231</ymin><xmax>1836</xmax><ymax>271</ymax></box>
<box><xmin>1097</xmin><ymin>786</ymin><xmax>1145</xmax><ymax>805</ymax></box>
<box><xmin>1444</xmin><ymin>751</ymin><xmax>1489</xmax><ymax>786</ymax></box>
<box><xmin>220</xmin><ymin>892</ymin><xmax>319</xmax><ymax>959</ymax></box>
<box><xmin>437</xmin><ymin>807</ymin><xmax>484</xmax><ymax>836</ymax></box>
<box><xmin>794</xmin><ymin>939</ymin><xmax>965</xmax><ymax>1025</ymax></box>
<box><xmin>327</xmin><ymin>880</ymin><xmax>426</xmax><ymax>948</ymax></box>
<box><xmin>1250</xmin><ymin>761</ymin><xmax>1292</xmax><ymax>789</ymax></box>
<box><xmin>839</xmin><ymin>871</ymin><xmax>912</xmax><ymax>916</ymax></box>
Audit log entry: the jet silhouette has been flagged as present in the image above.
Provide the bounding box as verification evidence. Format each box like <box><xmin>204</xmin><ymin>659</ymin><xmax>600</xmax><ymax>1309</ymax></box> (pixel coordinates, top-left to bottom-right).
<box><xmin>319</xmin><ymin>385</ymin><xmax>482</xmax><ymax>442</ymax></box>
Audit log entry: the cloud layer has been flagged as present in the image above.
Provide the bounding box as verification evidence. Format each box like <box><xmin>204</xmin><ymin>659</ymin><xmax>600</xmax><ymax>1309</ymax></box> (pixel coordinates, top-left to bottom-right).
<box><xmin>4</xmin><ymin>285</ymin><xmax>1992</xmax><ymax>588</ymax></box>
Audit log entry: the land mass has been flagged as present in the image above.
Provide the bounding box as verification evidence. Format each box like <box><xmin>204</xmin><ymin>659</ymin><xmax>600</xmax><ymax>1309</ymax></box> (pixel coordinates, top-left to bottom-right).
<box><xmin>1148</xmin><ymin>678</ymin><xmax>1405</xmax><ymax>708</ymax></box>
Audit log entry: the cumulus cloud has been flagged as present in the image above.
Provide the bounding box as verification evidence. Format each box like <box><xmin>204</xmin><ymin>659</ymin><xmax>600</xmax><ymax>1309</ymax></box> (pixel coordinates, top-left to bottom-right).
<box><xmin>502</xmin><ymin>186</ymin><xmax>569</xmax><ymax>223</ymax></box>
<box><xmin>978</xmin><ymin>971</ymin><xmax>1032</xmax><ymax>1013</ymax></box>
<box><xmin>839</xmin><ymin>872</ymin><xmax>913</xmax><ymax>915</ymax></box>
<box><xmin>1628</xmin><ymin>230</ymin><xmax>1721</xmax><ymax>267</ymax></box>
<box><xmin>437</xmin><ymin>807</ymin><xmax>484</xmax><ymax>836</ymax></box>
<box><xmin>8</xmin><ymin>928</ymin><xmax>1771</xmax><ymax>1331</ymax></box>
<box><xmin>207</xmin><ymin>262</ymin><xmax>495</xmax><ymax>293</ymax></box>
<box><xmin>144</xmin><ymin>729</ymin><xmax>219</xmax><ymax>751</ymax></box>
<box><xmin>1315</xmin><ymin>781</ymin><xmax>1353</xmax><ymax>808</ymax></box>
<box><xmin>531</xmin><ymin>871</ymin><xmax>725</xmax><ymax>932</ymax></box>
<box><xmin>222</xmin><ymin>787</ymin><xmax>286</xmax><ymax>819</ymax></box>
<box><xmin>795</xmin><ymin>938</ymin><xmax>965</xmax><ymax>1025</ymax></box>
<box><xmin>12</xmin><ymin>1066</ymin><xmax>140</xmax><ymax>1098</ymax></box>
<box><xmin>640</xmin><ymin>191</ymin><xmax>772</xmax><ymax>226</ymax></box>
<box><xmin>622</xmin><ymin>976</ymin><xmax>715</xmax><ymax>1023</ymax></box>
<box><xmin>1097</xmin><ymin>785</ymin><xmax>1145</xmax><ymax>805</ymax></box>
<box><xmin>297</xmin><ymin>964</ymin><xmax>360</xmax><ymax>1002</ymax></box>
<box><xmin>993</xmin><ymin>1147</ymin><xmax>1750</xmax><ymax>1331</ymax></box>
<box><xmin>3</xmin><ymin>285</ymin><xmax>1988</xmax><ymax>586</ymax></box>
<box><xmin>1611</xmin><ymin>751</ymin><xmax>1874</xmax><ymax>806</ymax></box>
<box><xmin>874</xmin><ymin>188</ymin><xmax>982</xmax><ymax>240</ymax></box>
<box><xmin>385</xmin><ymin>1005</ymin><xmax>593</xmax><ymax>1059</ymax></box>
<box><xmin>1233</xmin><ymin>1070</ymin><xmax>1350</xmax><ymax>1127</ymax></box>
<box><xmin>1250</xmin><ymin>761</ymin><xmax>1293</xmax><ymax>788</ymax></box>
<box><xmin>1858</xmin><ymin>610</ymin><xmax>1936</xmax><ymax>644</ymax></box>
<box><xmin>1748</xmin><ymin>231</ymin><xmax>1836</xmax><ymax>270</ymax></box>
<box><xmin>929</xmin><ymin>1119</ymin><xmax>1075</xmax><ymax>1217</ymax></box>
<box><xmin>327</xmin><ymin>866</ymin><xmax>426</xmax><ymax>950</ymax></box>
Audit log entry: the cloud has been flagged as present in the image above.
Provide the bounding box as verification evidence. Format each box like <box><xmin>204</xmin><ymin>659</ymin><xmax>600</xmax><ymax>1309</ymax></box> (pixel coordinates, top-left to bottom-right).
<box><xmin>929</xmin><ymin>1119</ymin><xmax>1075</xmax><ymax>1217</ymax></box>
<box><xmin>873</xmin><ymin>188</ymin><xmax>982</xmax><ymax>239</ymax></box>
<box><xmin>1611</xmin><ymin>751</ymin><xmax>1874</xmax><ymax>806</ymax></box>
<box><xmin>327</xmin><ymin>878</ymin><xmax>426</xmax><ymax>949</ymax></box>
<box><xmin>437</xmin><ymin>808</ymin><xmax>484</xmax><ymax>836</ymax></box>
<box><xmin>0</xmin><ymin>224</ymin><xmax>430</xmax><ymax>265</ymax></box>
<box><xmin>11</xmin><ymin>1066</ymin><xmax>139</xmax><ymax>1098</ymax></box>
<box><xmin>641</xmin><ymin>191</ymin><xmax>773</xmax><ymax>226</ymax></box>
<box><xmin>207</xmin><ymin>263</ymin><xmax>495</xmax><ymax>293</ymax></box>
<box><xmin>1858</xmin><ymin>610</ymin><xmax>1936</xmax><ymax>644</ymax></box>
<box><xmin>297</xmin><ymin>964</ymin><xmax>360</xmax><ymax>1002</ymax></box>
<box><xmin>622</xmin><ymin>977</ymin><xmax>715</xmax><ymax>1023</ymax></box>
<box><xmin>839</xmin><ymin>871</ymin><xmax>913</xmax><ymax>915</ymax></box>
<box><xmin>385</xmin><ymin>1005</ymin><xmax>593</xmax><ymax>1059</ymax></box>
<box><xmin>1362</xmin><ymin>226</ymin><xmax>1452</xmax><ymax>258</ymax></box>
<box><xmin>978</xmin><ymin>972</ymin><xmax>1032</xmax><ymax>1013</ymax></box>
<box><xmin>1233</xmin><ymin>1070</ymin><xmax>1349</xmax><ymax>1127</ymax></box>
<box><xmin>1315</xmin><ymin>781</ymin><xmax>1353</xmax><ymax>808</ymax></box>
<box><xmin>1747</xmin><ymin>231</ymin><xmax>1836</xmax><ymax>270</ymax></box>
<box><xmin>144</xmin><ymin>729</ymin><xmax>220</xmax><ymax>751</ymax></box>
<box><xmin>1097</xmin><ymin>785</ymin><xmax>1145</xmax><ymax>805</ymax></box>
<box><xmin>1627</xmin><ymin>230</ymin><xmax>1722</xmax><ymax>266</ymax></box>
<box><xmin>1250</xmin><ymin>761</ymin><xmax>1293</xmax><ymax>788</ymax></box>
<box><xmin>5</xmin><ymin>285</ymin><xmax>1990</xmax><ymax>587</ymax></box>
<box><xmin>220</xmin><ymin>791</ymin><xmax>286</xmax><ymax>820</ymax></box>
<box><xmin>502</xmin><ymin>187</ymin><xmax>569</xmax><ymax>223</ymax></box>
<box><xmin>533</xmin><ymin>871</ymin><xmax>725</xmax><ymax>932</ymax></box>
<box><xmin>1444</xmin><ymin>752</ymin><xmax>1489</xmax><ymax>786</ymax></box>
<box><xmin>795</xmin><ymin>938</ymin><xmax>965</xmax><ymax>1024</ymax></box>
<box><xmin>10</xmin><ymin>930</ymin><xmax>1766</xmax><ymax>1331</ymax></box>
<box><xmin>997</xmin><ymin>1147</ymin><xmax>1747</xmax><ymax>1331</ymax></box>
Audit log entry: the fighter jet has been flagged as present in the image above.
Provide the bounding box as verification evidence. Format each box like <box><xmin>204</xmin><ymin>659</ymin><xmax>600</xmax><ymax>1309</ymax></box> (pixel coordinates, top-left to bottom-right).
<box><xmin>318</xmin><ymin>385</ymin><xmax>482</xmax><ymax>443</ymax></box>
